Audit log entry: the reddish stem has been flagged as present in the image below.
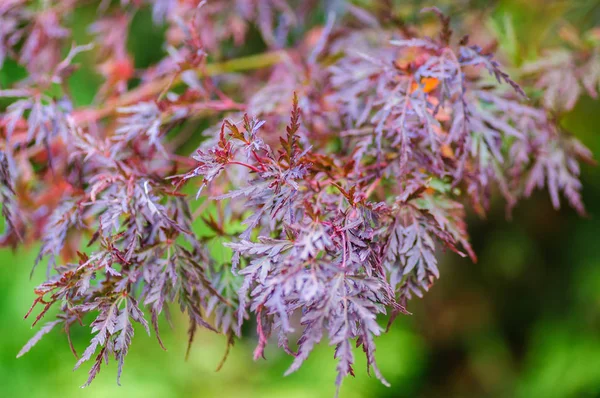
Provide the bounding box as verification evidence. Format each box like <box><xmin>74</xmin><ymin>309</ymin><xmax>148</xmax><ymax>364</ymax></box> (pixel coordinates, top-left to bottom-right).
<box><xmin>251</xmin><ymin>150</ymin><xmax>268</xmax><ymax>171</ymax></box>
<box><xmin>229</xmin><ymin>161</ymin><xmax>262</xmax><ymax>173</ymax></box>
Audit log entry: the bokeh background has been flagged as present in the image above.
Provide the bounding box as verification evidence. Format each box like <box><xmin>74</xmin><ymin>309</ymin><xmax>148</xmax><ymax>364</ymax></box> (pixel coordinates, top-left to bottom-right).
<box><xmin>1</xmin><ymin>1</ymin><xmax>600</xmax><ymax>397</ymax></box>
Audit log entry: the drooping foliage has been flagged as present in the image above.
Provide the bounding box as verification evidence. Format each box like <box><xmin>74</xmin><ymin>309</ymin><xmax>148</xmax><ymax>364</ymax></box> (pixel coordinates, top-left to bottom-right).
<box><xmin>0</xmin><ymin>0</ymin><xmax>596</xmax><ymax>395</ymax></box>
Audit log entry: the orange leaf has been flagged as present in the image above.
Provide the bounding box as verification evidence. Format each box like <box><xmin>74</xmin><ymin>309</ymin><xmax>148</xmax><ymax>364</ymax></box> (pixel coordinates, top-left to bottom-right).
<box><xmin>411</xmin><ymin>77</ymin><xmax>439</xmax><ymax>93</ymax></box>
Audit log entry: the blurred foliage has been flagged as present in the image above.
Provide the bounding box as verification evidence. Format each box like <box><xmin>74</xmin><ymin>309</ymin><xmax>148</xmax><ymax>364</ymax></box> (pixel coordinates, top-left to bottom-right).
<box><xmin>1</xmin><ymin>0</ymin><xmax>600</xmax><ymax>397</ymax></box>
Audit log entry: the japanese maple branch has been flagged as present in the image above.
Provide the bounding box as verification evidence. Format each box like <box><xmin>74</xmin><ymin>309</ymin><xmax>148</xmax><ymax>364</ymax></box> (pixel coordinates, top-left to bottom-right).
<box><xmin>73</xmin><ymin>50</ymin><xmax>287</xmax><ymax>124</ymax></box>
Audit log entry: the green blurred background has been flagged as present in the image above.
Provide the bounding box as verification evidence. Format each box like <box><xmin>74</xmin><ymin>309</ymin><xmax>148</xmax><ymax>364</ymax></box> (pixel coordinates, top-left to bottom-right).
<box><xmin>1</xmin><ymin>1</ymin><xmax>600</xmax><ymax>397</ymax></box>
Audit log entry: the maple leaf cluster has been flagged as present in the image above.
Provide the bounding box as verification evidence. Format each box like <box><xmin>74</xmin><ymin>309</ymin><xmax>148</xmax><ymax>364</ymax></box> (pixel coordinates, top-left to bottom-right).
<box><xmin>0</xmin><ymin>1</ymin><xmax>595</xmax><ymax>395</ymax></box>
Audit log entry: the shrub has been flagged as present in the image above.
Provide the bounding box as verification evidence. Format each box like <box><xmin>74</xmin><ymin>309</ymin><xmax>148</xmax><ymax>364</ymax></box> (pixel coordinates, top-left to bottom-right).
<box><xmin>0</xmin><ymin>1</ymin><xmax>596</xmax><ymax>395</ymax></box>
